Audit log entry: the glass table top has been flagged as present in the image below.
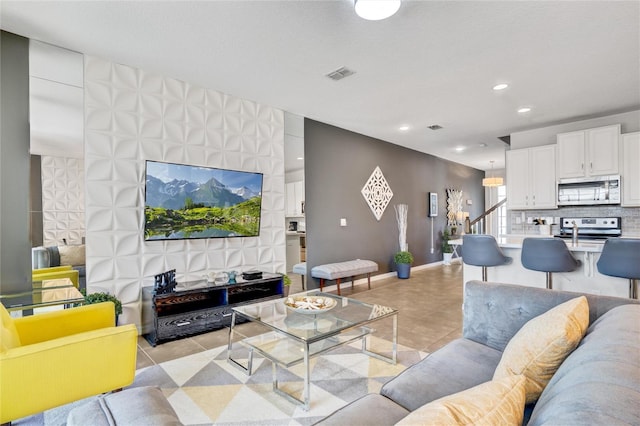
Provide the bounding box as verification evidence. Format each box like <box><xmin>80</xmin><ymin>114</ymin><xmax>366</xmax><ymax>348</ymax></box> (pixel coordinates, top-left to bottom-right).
<box><xmin>0</xmin><ymin>278</ymin><xmax>83</xmax><ymax>311</ymax></box>
<box><xmin>232</xmin><ymin>291</ymin><xmax>397</xmax><ymax>343</ymax></box>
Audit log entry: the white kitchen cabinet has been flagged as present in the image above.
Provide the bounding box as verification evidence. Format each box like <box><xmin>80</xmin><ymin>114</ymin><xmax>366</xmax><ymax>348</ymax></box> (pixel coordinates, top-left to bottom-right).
<box><xmin>506</xmin><ymin>145</ymin><xmax>557</xmax><ymax>210</ymax></box>
<box><xmin>285</xmin><ymin>180</ymin><xmax>305</xmax><ymax>216</ymax></box>
<box><xmin>285</xmin><ymin>183</ymin><xmax>294</xmax><ymax>216</ymax></box>
<box><xmin>557</xmin><ymin>124</ymin><xmax>620</xmax><ymax>179</ymax></box>
<box><xmin>621</xmin><ymin>132</ymin><xmax>640</xmax><ymax>207</ymax></box>
<box><xmin>286</xmin><ymin>235</ymin><xmax>301</xmax><ymax>272</ymax></box>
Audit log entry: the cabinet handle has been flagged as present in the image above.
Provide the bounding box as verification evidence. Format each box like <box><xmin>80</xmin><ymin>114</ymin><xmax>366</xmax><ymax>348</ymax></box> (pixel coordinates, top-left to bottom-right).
<box><xmin>590</xmin><ymin>162</ymin><xmax>593</xmax><ymax>171</ymax></box>
<box><xmin>581</xmin><ymin>163</ymin><xmax>584</xmax><ymax>170</ymax></box>
<box><xmin>176</xmin><ymin>321</ymin><xmax>191</xmax><ymax>326</ymax></box>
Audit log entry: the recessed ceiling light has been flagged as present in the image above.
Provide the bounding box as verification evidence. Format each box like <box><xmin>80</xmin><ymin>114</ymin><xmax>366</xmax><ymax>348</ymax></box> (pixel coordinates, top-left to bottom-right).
<box><xmin>399</xmin><ymin>125</ymin><xmax>410</xmax><ymax>132</ymax></box>
<box><xmin>517</xmin><ymin>107</ymin><xmax>532</xmax><ymax>113</ymax></box>
<box><xmin>354</xmin><ymin>0</ymin><xmax>401</xmax><ymax>20</ymax></box>
<box><xmin>493</xmin><ymin>83</ymin><xmax>509</xmax><ymax>91</ymax></box>
<box><xmin>478</xmin><ymin>143</ymin><xmax>488</xmax><ymax>148</ymax></box>
<box><xmin>455</xmin><ymin>146</ymin><xmax>466</xmax><ymax>152</ymax></box>
<box><xmin>297</xmin><ymin>157</ymin><xmax>304</xmax><ymax>160</ymax></box>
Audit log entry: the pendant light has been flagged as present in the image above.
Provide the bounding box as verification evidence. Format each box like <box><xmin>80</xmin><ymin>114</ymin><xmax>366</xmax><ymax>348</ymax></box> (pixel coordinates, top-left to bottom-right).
<box><xmin>354</xmin><ymin>0</ymin><xmax>401</xmax><ymax>21</ymax></box>
<box><xmin>482</xmin><ymin>161</ymin><xmax>504</xmax><ymax>187</ymax></box>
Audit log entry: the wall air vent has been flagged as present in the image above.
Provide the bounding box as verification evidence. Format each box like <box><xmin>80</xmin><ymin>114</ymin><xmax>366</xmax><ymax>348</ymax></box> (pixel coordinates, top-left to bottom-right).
<box><xmin>326</xmin><ymin>66</ymin><xmax>356</xmax><ymax>81</ymax></box>
<box><xmin>428</xmin><ymin>125</ymin><xmax>443</xmax><ymax>130</ymax></box>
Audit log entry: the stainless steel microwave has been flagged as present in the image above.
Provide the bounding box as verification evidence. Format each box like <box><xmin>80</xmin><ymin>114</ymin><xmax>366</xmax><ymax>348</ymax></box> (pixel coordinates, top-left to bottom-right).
<box><xmin>557</xmin><ymin>175</ymin><xmax>620</xmax><ymax>206</ymax></box>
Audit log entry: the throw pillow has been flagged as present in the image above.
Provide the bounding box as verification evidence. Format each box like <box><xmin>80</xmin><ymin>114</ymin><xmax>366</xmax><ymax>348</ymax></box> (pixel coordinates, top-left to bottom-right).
<box><xmin>395</xmin><ymin>375</ymin><xmax>526</xmax><ymax>426</ymax></box>
<box><xmin>59</xmin><ymin>244</ymin><xmax>85</xmax><ymax>267</ymax></box>
<box><xmin>493</xmin><ymin>296</ymin><xmax>589</xmax><ymax>403</ymax></box>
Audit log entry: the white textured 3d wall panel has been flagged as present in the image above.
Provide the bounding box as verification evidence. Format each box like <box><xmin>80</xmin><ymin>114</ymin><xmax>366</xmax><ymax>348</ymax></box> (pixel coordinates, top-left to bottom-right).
<box><xmin>41</xmin><ymin>156</ymin><xmax>85</xmax><ymax>246</ymax></box>
<box><xmin>84</xmin><ymin>56</ymin><xmax>286</xmax><ymax>328</ymax></box>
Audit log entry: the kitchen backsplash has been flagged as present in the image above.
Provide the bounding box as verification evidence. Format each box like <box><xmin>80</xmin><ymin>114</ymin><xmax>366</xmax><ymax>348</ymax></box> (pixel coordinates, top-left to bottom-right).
<box><xmin>509</xmin><ymin>206</ymin><xmax>640</xmax><ymax>237</ymax></box>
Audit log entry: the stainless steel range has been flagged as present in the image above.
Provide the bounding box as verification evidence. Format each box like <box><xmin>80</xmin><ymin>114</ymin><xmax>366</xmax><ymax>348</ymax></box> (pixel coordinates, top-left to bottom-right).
<box><xmin>554</xmin><ymin>217</ymin><xmax>622</xmax><ymax>240</ymax></box>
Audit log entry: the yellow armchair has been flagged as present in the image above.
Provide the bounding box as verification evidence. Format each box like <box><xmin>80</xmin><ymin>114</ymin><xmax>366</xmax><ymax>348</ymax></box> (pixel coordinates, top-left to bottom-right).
<box><xmin>32</xmin><ymin>265</ymin><xmax>80</xmax><ymax>288</ymax></box>
<box><xmin>0</xmin><ymin>302</ymin><xmax>138</xmax><ymax>424</ymax></box>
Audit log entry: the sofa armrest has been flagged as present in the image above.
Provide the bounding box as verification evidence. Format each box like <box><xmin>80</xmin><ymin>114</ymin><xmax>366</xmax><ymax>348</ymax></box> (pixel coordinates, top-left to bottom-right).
<box><xmin>13</xmin><ymin>302</ymin><xmax>115</xmax><ymax>345</ymax></box>
<box><xmin>0</xmin><ymin>324</ymin><xmax>137</xmax><ymax>423</ymax></box>
<box><xmin>32</xmin><ymin>268</ymin><xmax>80</xmax><ymax>288</ymax></box>
<box><xmin>32</xmin><ymin>246</ymin><xmax>51</xmax><ymax>269</ymax></box>
<box><xmin>33</xmin><ymin>265</ymin><xmax>73</xmax><ymax>274</ymax></box>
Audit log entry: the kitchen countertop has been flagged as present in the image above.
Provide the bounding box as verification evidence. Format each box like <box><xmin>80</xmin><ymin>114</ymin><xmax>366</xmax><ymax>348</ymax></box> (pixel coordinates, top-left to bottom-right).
<box><xmin>449</xmin><ymin>236</ymin><xmax>605</xmax><ymax>253</ymax></box>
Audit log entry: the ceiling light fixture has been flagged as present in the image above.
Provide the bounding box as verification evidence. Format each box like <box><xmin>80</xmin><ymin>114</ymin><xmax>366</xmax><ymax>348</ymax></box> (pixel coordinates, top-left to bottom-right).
<box><xmin>399</xmin><ymin>125</ymin><xmax>410</xmax><ymax>132</ymax></box>
<box><xmin>455</xmin><ymin>146</ymin><xmax>465</xmax><ymax>153</ymax></box>
<box><xmin>493</xmin><ymin>83</ymin><xmax>509</xmax><ymax>91</ymax></box>
<box><xmin>517</xmin><ymin>107</ymin><xmax>532</xmax><ymax>113</ymax></box>
<box><xmin>354</xmin><ymin>0</ymin><xmax>401</xmax><ymax>20</ymax></box>
<box><xmin>482</xmin><ymin>160</ymin><xmax>504</xmax><ymax>187</ymax></box>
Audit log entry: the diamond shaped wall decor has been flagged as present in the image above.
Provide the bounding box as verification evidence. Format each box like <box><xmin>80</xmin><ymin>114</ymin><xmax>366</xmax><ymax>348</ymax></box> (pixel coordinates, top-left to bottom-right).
<box><xmin>361</xmin><ymin>166</ymin><xmax>393</xmax><ymax>221</ymax></box>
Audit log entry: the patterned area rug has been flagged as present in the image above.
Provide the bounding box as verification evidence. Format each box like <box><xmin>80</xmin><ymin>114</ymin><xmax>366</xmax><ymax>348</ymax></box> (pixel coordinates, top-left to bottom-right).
<box><xmin>16</xmin><ymin>337</ymin><xmax>426</xmax><ymax>425</ymax></box>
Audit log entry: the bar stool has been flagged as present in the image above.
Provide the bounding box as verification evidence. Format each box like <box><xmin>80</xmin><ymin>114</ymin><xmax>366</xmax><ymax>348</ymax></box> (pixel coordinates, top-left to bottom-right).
<box><xmin>521</xmin><ymin>238</ymin><xmax>581</xmax><ymax>290</ymax></box>
<box><xmin>462</xmin><ymin>235</ymin><xmax>512</xmax><ymax>281</ymax></box>
<box><xmin>596</xmin><ymin>238</ymin><xmax>640</xmax><ymax>299</ymax></box>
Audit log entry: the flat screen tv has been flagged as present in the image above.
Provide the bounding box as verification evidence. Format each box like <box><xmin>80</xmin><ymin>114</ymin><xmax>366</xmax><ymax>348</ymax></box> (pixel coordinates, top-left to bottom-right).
<box><xmin>144</xmin><ymin>160</ymin><xmax>263</xmax><ymax>241</ymax></box>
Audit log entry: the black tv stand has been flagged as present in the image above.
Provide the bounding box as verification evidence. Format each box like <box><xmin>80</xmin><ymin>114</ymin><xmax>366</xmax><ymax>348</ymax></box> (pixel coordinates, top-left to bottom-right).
<box><xmin>141</xmin><ymin>272</ymin><xmax>283</xmax><ymax>346</ymax></box>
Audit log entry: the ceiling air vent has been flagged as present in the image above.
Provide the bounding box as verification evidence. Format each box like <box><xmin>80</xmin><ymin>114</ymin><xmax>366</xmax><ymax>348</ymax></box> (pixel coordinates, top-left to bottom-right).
<box><xmin>326</xmin><ymin>66</ymin><xmax>356</xmax><ymax>81</ymax></box>
<box><xmin>428</xmin><ymin>124</ymin><xmax>443</xmax><ymax>130</ymax></box>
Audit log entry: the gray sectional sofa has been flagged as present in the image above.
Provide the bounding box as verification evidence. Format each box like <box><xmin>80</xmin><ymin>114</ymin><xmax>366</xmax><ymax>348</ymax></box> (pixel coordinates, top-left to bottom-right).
<box><xmin>318</xmin><ymin>281</ymin><xmax>640</xmax><ymax>425</ymax></box>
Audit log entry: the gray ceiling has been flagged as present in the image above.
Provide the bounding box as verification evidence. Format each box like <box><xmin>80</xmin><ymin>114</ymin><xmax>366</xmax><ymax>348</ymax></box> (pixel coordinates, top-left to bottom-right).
<box><xmin>2</xmin><ymin>1</ymin><xmax>638</xmax><ymax>172</ymax></box>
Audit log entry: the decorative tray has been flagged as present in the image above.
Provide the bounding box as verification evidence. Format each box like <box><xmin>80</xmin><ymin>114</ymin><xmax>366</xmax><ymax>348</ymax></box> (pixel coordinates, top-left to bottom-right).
<box><xmin>284</xmin><ymin>296</ymin><xmax>337</xmax><ymax>314</ymax></box>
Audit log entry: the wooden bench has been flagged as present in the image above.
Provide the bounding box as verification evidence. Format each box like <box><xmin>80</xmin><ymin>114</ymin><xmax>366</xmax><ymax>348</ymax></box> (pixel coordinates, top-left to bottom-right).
<box><xmin>311</xmin><ymin>259</ymin><xmax>378</xmax><ymax>295</ymax></box>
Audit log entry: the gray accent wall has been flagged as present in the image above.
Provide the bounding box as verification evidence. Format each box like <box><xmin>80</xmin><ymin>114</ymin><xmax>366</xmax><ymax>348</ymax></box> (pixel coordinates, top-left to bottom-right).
<box><xmin>1</xmin><ymin>31</ymin><xmax>32</xmax><ymax>293</ymax></box>
<box><xmin>304</xmin><ymin>119</ymin><xmax>484</xmax><ymax>288</ymax></box>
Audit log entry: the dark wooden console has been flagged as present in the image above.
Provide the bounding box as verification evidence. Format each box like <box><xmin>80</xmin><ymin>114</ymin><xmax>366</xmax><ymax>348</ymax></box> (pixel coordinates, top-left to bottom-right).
<box><xmin>142</xmin><ymin>272</ymin><xmax>283</xmax><ymax>346</ymax></box>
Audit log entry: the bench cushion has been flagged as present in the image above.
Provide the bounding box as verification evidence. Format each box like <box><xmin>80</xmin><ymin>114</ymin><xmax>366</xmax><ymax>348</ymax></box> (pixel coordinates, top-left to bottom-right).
<box><xmin>311</xmin><ymin>260</ymin><xmax>378</xmax><ymax>280</ymax></box>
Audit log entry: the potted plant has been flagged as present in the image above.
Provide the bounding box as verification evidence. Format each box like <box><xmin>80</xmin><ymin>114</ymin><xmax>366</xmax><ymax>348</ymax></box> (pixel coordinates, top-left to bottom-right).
<box><xmin>394</xmin><ymin>250</ymin><xmax>414</xmax><ymax>279</ymax></box>
<box><xmin>442</xmin><ymin>228</ymin><xmax>454</xmax><ymax>265</ymax></box>
<box><xmin>282</xmin><ymin>274</ymin><xmax>292</xmax><ymax>297</ymax></box>
<box><xmin>81</xmin><ymin>290</ymin><xmax>122</xmax><ymax>325</ymax></box>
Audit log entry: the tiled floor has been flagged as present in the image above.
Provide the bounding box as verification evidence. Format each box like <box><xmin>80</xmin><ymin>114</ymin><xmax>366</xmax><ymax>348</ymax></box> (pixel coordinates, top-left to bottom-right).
<box><xmin>136</xmin><ymin>262</ymin><xmax>464</xmax><ymax>369</ymax></box>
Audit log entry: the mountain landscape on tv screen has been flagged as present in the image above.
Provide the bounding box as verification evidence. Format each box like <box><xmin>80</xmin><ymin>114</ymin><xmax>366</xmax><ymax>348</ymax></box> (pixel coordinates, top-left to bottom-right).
<box><xmin>145</xmin><ymin>175</ymin><xmax>261</xmax><ymax>209</ymax></box>
<box><xmin>144</xmin><ymin>168</ymin><xmax>262</xmax><ymax>240</ymax></box>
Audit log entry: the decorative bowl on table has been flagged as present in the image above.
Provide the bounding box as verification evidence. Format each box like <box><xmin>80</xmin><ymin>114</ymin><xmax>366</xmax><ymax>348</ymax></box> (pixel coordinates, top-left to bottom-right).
<box><xmin>284</xmin><ymin>295</ymin><xmax>337</xmax><ymax>314</ymax></box>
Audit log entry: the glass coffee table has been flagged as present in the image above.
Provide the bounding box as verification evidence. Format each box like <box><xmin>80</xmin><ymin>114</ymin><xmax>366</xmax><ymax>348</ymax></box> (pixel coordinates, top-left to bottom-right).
<box><xmin>227</xmin><ymin>291</ymin><xmax>397</xmax><ymax>410</ymax></box>
<box><xmin>0</xmin><ymin>278</ymin><xmax>83</xmax><ymax>314</ymax></box>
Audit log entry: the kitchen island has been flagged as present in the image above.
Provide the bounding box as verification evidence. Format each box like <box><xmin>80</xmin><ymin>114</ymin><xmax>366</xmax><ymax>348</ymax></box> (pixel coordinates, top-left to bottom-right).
<box><xmin>451</xmin><ymin>235</ymin><xmax>632</xmax><ymax>298</ymax></box>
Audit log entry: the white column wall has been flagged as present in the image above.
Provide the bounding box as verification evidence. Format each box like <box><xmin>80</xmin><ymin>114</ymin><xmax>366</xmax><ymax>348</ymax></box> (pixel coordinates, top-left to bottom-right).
<box><xmin>84</xmin><ymin>56</ymin><xmax>286</xmax><ymax>328</ymax></box>
<box><xmin>41</xmin><ymin>155</ymin><xmax>85</xmax><ymax>246</ymax></box>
